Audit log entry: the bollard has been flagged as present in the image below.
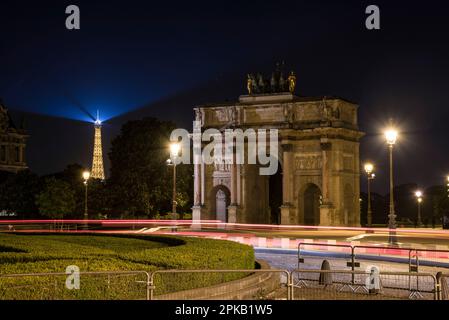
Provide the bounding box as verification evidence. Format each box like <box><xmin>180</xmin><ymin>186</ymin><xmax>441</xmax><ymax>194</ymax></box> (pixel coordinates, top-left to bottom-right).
<box><xmin>318</xmin><ymin>260</ymin><xmax>333</xmax><ymax>287</ymax></box>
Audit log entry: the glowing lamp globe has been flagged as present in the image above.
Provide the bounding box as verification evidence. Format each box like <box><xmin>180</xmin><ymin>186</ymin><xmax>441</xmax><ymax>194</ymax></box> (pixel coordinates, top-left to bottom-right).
<box><xmin>385</xmin><ymin>129</ymin><xmax>398</xmax><ymax>145</ymax></box>
<box><xmin>170</xmin><ymin>143</ymin><xmax>180</xmax><ymax>156</ymax></box>
<box><xmin>83</xmin><ymin>171</ymin><xmax>90</xmax><ymax>181</ymax></box>
<box><xmin>364</xmin><ymin>163</ymin><xmax>374</xmax><ymax>175</ymax></box>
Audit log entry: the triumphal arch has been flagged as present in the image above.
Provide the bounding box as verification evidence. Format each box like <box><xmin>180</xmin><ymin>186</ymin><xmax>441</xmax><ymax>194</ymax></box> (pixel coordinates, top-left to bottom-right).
<box><xmin>191</xmin><ymin>70</ymin><xmax>364</xmax><ymax>226</ymax></box>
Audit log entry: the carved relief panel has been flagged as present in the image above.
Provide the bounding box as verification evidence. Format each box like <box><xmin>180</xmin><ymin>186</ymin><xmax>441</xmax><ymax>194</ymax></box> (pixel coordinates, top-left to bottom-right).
<box><xmin>295</xmin><ymin>154</ymin><xmax>323</xmax><ymax>170</ymax></box>
<box><xmin>244</xmin><ymin>106</ymin><xmax>284</xmax><ymax>123</ymax></box>
<box><xmin>343</xmin><ymin>154</ymin><xmax>354</xmax><ymax>171</ymax></box>
<box><xmin>298</xmin><ymin>102</ymin><xmax>321</xmax><ymax>121</ymax></box>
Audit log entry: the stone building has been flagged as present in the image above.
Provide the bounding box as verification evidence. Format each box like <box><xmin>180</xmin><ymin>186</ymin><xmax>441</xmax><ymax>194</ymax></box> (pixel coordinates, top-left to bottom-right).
<box><xmin>0</xmin><ymin>101</ymin><xmax>28</xmax><ymax>173</ymax></box>
<box><xmin>192</xmin><ymin>92</ymin><xmax>364</xmax><ymax>227</ymax></box>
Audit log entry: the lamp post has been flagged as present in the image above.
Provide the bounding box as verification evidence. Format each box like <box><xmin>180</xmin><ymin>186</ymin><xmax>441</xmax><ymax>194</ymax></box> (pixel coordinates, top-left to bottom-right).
<box><xmin>364</xmin><ymin>163</ymin><xmax>375</xmax><ymax>227</ymax></box>
<box><xmin>446</xmin><ymin>176</ymin><xmax>449</xmax><ymax>198</ymax></box>
<box><xmin>385</xmin><ymin>126</ymin><xmax>398</xmax><ymax>245</ymax></box>
<box><xmin>167</xmin><ymin>143</ymin><xmax>180</xmax><ymax>221</ymax></box>
<box><xmin>415</xmin><ymin>190</ymin><xmax>423</xmax><ymax>227</ymax></box>
<box><xmin>82</xmin><ymin>170</ymin><xmax>90</xmax><ymax>229</ymax></box>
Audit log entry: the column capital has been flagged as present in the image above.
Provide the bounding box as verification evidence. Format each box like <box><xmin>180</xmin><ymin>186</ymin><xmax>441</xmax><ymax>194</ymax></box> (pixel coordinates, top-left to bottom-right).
<box><xmin>321</xmin><ymin>142</ymin><xmax>332</xmax><ymax>151</ymax></box>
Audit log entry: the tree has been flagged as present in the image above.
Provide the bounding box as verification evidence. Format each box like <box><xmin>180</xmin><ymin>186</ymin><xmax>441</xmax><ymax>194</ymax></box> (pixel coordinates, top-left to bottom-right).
<box><xmin>36</xmin><ymin>177</ymin><xmax>76</xmax><ymax>219</ymax></box>
<box><xmin>85</xmin><ymin>178</ymin><xmax>111</xmax><ymax>218</ymax></box>
<box><xmin>108</xmin><ymin>117</ymin><xmax>192</xmax><ymax>218</ymax></box>
<box><xmin>0</xmin><ymin>170</ymin><xmax>42</xmax><ymax>218</ymax></box>
<box><xmin>48</xmin><ymin>164</ymin><xmax>85</xmax><ymax>216</ymax></box>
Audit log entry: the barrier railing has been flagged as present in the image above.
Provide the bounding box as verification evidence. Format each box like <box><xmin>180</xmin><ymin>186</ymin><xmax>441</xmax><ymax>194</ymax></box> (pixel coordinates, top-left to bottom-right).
<box><xmin>413</xmin><ymin>248</ymin><xmax>449</xmax><ymax>271</ymax></box>
<box><xmin>297</xmin><ymin>242</ymin><xmax>357</xmax><ymax>284</ymax></box>
<box><xmin>2</xmin><ymin>268</ymin><xmax>447</xmax><ymax>300</ymax></box>
<box><xmin>0</xmin><ymin>271</ymin><xmax>150</xmax><ymax>300</ymax></box>
<box><xmin>298</xmin><ymin>242</ymin><xmax>449</xmax><ymax>274</ymax></box>
<box><xmin>435</xmin><ymin>273</ymin><xmax>449</xmax><ymax>300</ymax></box>
<box><xmin>291</xmin><ymin>269</ymin><xmax>437</xmax><ymax>300</ymax></box>
<box><xmin>149</xmin><ymin>269</ymin><xmax>290</xmax><ymax>300</ymax></box>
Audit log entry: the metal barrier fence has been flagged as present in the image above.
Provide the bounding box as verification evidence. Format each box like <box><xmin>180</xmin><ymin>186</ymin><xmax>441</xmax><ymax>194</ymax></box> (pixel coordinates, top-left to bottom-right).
<box><xmin>292</xmin><ymin>269</ymin><xmax>437</xmax><ymax>300</ymax></box>
<box><xmin>149</xmin><ymin>269</ymin><xmax>290</xmax><ymax>300</ymax></box>
<box><xmin>413</xmin><ymin>248</ymin><xmax>449</xmax><ymax>270</ymax></box>
<box><xmin>2</xmin><ymin>268</ymin><xmax>448</xmax><ymax>300</ymax></box>
<box><xmin>0</xmin><ymin>271</ymin><xmax>150</xmax><ymax>300</ymax></box>
<box><xmin>298</xmin><ymin>242</ymin><xmax>449</xmax><ymax>274</ymax></box>
<box><xmin>436</xmin><ymin>273</ymin><xmax>449</xmax><ymax>300</ymax></box>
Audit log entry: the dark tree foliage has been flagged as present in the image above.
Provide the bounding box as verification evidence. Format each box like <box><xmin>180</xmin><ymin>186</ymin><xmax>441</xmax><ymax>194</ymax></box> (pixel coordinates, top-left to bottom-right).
<box><xmin>361</xmin><ymin>183</ymin><xmax>449</xmax><ymax>227</ymax></box>
<box><xmin>51</xmin><ymin>163</ymin><xmax>86</xmax><ymax>217</ymax></box>
<box><xmin>0</xmin><ymin>116</ymin><xmax>194</xmax><ymax>220</ymax></box>
<box><xmin>108</xmin><ymin>117</ymin><xmax>192</xmax><ymax>218</ymax></box>
<box><xmin>35</xmin><ymin>177</ymin><xmax>76</xmax><ymax>219</ymax></box>
<box><xmin>85</xmin><ymin>178</ymin><xmax>111</xmax><ymax>219</ymax></box>
<box><xmin>44</xmin><ymin>164</ymin><xmax>112</xmax><ymax>219</ymax></box>
<box><xmin>0</xmin><ymin>170</ymin><xmax>41</xmax><ymax>218</ymax></box>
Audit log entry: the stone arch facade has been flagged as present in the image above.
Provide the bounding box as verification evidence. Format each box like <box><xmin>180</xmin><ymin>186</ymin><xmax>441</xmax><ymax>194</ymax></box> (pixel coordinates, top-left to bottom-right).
<box><xmin>192</xmin><ymin>93</ymin><xmax>364</xmax><ymax>227</ymax></box>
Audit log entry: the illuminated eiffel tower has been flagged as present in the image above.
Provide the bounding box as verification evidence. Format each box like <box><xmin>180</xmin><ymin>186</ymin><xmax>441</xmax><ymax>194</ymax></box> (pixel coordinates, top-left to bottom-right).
<box><xmin>91</xmin><ymin>110</ymin><xmax>105</xmax><ymax>180</ymax></box>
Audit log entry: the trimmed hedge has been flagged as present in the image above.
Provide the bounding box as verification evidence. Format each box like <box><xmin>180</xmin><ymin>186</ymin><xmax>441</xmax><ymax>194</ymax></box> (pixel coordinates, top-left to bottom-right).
<box><xmin>0</xmin><ymin>233</ymin><xmax>255</xmax><ymax>299</ymax></box>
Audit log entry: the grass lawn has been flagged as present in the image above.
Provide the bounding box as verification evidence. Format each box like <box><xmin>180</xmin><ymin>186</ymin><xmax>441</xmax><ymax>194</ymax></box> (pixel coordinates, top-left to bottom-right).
<box><xmin>0</xmin><ymin>233</ymin><xmax>255</xmax><ymax>299</ymax></box>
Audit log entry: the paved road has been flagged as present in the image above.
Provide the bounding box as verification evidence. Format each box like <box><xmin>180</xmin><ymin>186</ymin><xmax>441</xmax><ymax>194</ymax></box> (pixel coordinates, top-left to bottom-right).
<box><xmin>4</xmin><ymin>220</ymin><xmax>449</xmax><ymax>247</ymax></box>
<box><xmin>255</xmin><ymin>248</ymin><xmax>449</xmax><ymax>274</ymax></box>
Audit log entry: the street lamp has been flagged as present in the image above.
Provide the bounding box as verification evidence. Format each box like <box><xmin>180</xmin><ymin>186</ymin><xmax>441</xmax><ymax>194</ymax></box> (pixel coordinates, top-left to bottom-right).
<box><xmin>415</xmin><ymin>190</ymin><xmax>423</xmax><ymax>227</ymax></box>
<box><xmin>82</xmin><ymin>170</ymin><xmax>90</xmax><ymax>229</ymax></box>
<box><xmin>384</xmin><ymin>125</ymin><xmax>398</xmax><ymax>245</ymax></box>
<box><xmin>364</xmin><ymin>163</ymin><xmax>376</xmax><ymax>227</ymax></box>
<box><xmin>168</xmin><ymin>143</ymin><xmax>180</xmax><ymax>221</ymax></box>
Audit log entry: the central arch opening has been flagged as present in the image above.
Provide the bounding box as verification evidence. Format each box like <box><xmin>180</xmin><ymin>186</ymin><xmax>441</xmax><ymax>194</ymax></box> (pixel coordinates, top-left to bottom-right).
<box><xmin>268</xmin><ymin>162</ymin><xmax>283</xmax><ymax>225</ymax></box>
<box><xmin>216</xmin><ymin>189</ymin><xmax>227</xmax><ymax>222</ymax></box>
<box><xmin>303</xmin><ymin>184</ymin><xmax>321</xmax><ymax>226</ymax></box>
<box><xmin>210</xmin><ymin>185</ymin><xmax>231</xmax><ymax>222</ymax></box>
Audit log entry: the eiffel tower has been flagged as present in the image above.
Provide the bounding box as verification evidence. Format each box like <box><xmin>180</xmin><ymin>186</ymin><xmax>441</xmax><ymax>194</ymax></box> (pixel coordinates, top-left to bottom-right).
<box><xmin>91</xmin><ymin>110</ymin><xmax>105</xmax><ymax>180</ymax></box>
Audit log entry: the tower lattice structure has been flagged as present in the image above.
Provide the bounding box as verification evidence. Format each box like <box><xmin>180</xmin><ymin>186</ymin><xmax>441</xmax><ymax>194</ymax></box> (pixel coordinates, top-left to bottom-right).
<box><xmin>91</xmin><ymin>122</ymin><xmax>105</xmax><ymax>180</ymax></box>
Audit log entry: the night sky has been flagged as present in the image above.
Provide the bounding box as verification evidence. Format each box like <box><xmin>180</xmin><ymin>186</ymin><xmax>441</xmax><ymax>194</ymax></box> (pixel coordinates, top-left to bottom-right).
<box><xmin>1</xmin><ymin>0</ymin><xmax>448</xmax><ymax>194</ymax></box>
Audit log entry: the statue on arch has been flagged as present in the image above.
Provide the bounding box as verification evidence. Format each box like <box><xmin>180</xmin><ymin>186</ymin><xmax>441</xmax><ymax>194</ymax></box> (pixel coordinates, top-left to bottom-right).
<box><xmin>322</xmin><ymin>99</ymin><xmax>332</xmax><ymax>120</ymax></box>
<box><xmin>332</xmin><ymin>106</ymin><xmax>341</xmax><ymax>120</ymax></box>
<box><xmin>195</xmin><ymin>109</ymin><xmax>204</xmax><ymax>126</ymax></box>
<box><xmin>257</xmin><ymin>74</ymin><xmax>265</xmax><ymax>93</ymax></box>
<box><xmin>247</xmin><ymin>74</ymin><xmax>254</xmax><ymax>95</ymax></box>
<box><xmin>288</xmin><ymin>71</ymin><xmax>297</xmax><ymax>94</ymax></box>
<box><xmin>283</xmin><ymin>104</ymin><xmax>294</xmax><ymax>123</ymax></box>
<box><xmin>227</xmin><ymin>106</ymin><xmax>237</xmax><ymax>124</ymax></box>
<box><xmin>270</xmin><ymin>73</ymin><xmax>277</xmax><ymax>92</ymax></box>
<box><xmin>279</xmin><ymin>73</ymin><xmax>286</xmax><ymax>92</ymax></box>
